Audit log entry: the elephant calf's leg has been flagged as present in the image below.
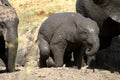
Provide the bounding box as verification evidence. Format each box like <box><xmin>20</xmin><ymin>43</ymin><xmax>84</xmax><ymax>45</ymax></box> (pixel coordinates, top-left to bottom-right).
<box><xmin>73</xmin><ymin>45</ymin><xmax>87</xmax><ymax>69</ymax></box>
<box><xmin>38</xmin><ymin>35</ymin><xmax>50</xmax><ymax>67</ymax></box>
<box><xmin>50</xmin><ymin>45</ymin><xmax>65</xmax><ymax>67</ymax></box>
<box><xmin>73</xmin><ymin>49</ymin><xmax>83</xmax><ymax>69</ymax></box>
<box><xmin>50</xmin><ymin>34</ymin><xmax>67</xmax><ymax>67</ymax></box>
<box><xmin>46</xmin><ymin>56</ymin><xmax>56</xmax><ymax>67</ymax></box>
<box><xmin>64</xmin><ymin>50</ymin><xmax>73</xmax><ymax>67</ymax></box>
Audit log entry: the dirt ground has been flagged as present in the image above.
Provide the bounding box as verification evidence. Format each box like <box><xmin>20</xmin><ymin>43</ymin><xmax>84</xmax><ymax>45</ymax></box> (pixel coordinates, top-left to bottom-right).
<box><xmin>0</xmin><ymin>60</ymin><xmax>120</xmax><ymax>80</ymax></box>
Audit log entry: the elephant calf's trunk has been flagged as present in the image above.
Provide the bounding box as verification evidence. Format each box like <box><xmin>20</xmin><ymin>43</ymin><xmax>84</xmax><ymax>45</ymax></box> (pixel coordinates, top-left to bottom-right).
<box><xmin>85</xmin><ymin>38</ymin><xmax>100</xmax><ymax>56</ymax></box>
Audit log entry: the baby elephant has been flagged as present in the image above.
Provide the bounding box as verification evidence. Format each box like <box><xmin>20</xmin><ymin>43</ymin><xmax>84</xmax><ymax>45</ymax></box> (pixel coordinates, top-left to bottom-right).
<box><xmin>37</xmin><ymin>12</ymin><xmax>100</xmax><ymax>69</ymax></box>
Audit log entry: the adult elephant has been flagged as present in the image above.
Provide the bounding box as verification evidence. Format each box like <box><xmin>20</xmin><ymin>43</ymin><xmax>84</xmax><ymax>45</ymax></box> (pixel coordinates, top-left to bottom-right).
<box><xmin>95</xmin><ymin>36</ymin><xmax>120</xmax><ymax>72</ymax></box>
<box><xmin>0</xmin><ymin>0</ymin><xmax>19</xmax><ymax>72</ymax></box>
<box><xmin>37</xmin><ymin>12</ymin><xmax>99</xmax><ymax>69</ymax></box>
<box><xmin>76</xmin><ymin>0</ymin><xmax>120</xmax><ymax>49</ymax></box>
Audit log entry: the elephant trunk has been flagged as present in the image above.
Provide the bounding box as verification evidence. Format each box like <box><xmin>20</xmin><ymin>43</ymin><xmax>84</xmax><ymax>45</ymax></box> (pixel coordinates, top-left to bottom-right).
<box><xmin>5</xmin><ymin>18</ymin><xmax>19</xmax><ymax>72</ymax></box>
<box><xmin>85</xmin><ymin>37</ymin><xmax>100</xmax><ymax>56</ymax></box>
<box><xmin>5</xmin><ymin>28</ymin><xmax>18</xmax><ymax>72</ymax></box>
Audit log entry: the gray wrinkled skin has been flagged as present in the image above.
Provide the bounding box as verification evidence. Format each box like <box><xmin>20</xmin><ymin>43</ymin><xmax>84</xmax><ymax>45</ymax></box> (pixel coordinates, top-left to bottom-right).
<box><xmin>95</xmin><ymin>36</ymin><xmax>120</xmax><ymax>73</ymax></box>
<box><xmin>76</xmin><ymin>0</ymin><xmax>120</xmax><ymax>49</ymax></box>
<box><xmin>93</xmin><ymin>0</ymin><xmax>120</xmax><ymax>22</ymax></box>
<box><xmin>37</xmin><ymin>12</ymin><xmax>99</xmax><ymax>69</ymax></box>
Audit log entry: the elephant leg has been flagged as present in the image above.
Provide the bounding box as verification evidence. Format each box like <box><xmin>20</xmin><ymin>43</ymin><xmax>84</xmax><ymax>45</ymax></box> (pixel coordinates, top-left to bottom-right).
<box><xmin>73</xmin><ymin>45</ymin><xmax>86</xmax><ymax>69</ymax></box>
<box><xmin>73</xmin><ymin>49</ymin><xmax>83</xmax><ymax>69</ymax></box>
<box><xmin>38</xmin><ymin>34</ymin><xmax>50</xmax><ymax>67</ymax></box>
<box><xmin>64</xmin><ymin>50</ymin><xmax>73</xmax><ymax>67</ymax></box>
<box><xmin>50</xmin><ymin>34</ymin><xmax>67</xmax><ymax>67</ymax></box>
<box><xmin>87</xmin><ymin>56</ymin><xmax>96</xmax><ymax>69</ymax></box>
<box><xmin>0</xmin><ymin>50</ymin><xmax>8</xmax><ymax>71</ymax></box>
<box><xmin>46</xmin><ymin>56</ymin><xmax>56</xmax><ymax>67</ymax></box>
<box><xmin>0</xmin><ymin>35</ymin><xmax>8</xmax><ymax>69</ymax></box>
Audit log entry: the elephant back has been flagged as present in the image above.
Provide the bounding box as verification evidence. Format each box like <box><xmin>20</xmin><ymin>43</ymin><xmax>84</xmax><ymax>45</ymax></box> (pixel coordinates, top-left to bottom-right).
<box><xmin>76</xmin><ymin>0</ymin><xmax>108</xmax><ymax>27</ymax></box>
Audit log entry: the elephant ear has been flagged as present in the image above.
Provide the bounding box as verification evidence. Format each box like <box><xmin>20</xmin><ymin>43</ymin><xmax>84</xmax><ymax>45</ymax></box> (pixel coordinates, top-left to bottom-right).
<box><xmin>94</xmin><ymin>0</ymin><xmax>120</xmax><ymax>23</ymax></box>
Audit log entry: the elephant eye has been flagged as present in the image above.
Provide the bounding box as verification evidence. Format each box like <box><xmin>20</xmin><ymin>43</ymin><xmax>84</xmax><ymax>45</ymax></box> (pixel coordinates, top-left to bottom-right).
<box><xmin>79</xmin><ymin>31</ymin><xmax>87</xmax><ymax>35</ymax></box>
<box><xmin>80</xmin><ymin>31</ymin><xmax>88</xmax><ymax>39</ymax></box>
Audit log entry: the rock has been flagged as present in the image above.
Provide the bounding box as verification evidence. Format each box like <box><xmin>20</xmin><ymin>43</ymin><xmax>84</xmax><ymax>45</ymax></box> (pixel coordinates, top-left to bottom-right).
<box><xmin>16</xmin><ymin>27</ymin><xmax>39</xmax><ymax>67</ymax></box>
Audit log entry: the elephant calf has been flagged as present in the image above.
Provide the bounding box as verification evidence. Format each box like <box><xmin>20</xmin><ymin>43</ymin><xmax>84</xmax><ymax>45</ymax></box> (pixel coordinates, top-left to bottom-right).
<box><xmin>37</xmin><ymin>12</ymin><xmax>100</xmax><ymax>69</ymax></box>
<box><xmin>0</xmin><ymin>2</ymin><xmax>19</xmax><ymax>72</ymax></box>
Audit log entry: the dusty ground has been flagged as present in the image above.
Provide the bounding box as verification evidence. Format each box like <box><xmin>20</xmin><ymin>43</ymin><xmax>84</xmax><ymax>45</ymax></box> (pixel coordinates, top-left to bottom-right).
<box><xmin>0</xmin><ymin>66</ymin><xmax>120</xmax><ymax>80</ymax></box>
<box><xmin>0</xmin><ymin>59</ymin><xmax>120</xmax><ymax>80</ymax></box>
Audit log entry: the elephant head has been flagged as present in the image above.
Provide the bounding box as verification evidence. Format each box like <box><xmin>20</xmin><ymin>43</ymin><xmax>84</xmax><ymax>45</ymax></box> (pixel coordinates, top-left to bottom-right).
<box><xmin>76</xmin><ymin>18</ymin><xmax>100</xmax><ymax>56</ymax></box>
<box><xmin>0</xmin><ymin>3</ymin><xmax>19</xmax><ymax>72</ymax></box>
<box><xmin>93</xmin><ymin>0</ymin><xmax>120</xmax><ymax>23</ymax></box>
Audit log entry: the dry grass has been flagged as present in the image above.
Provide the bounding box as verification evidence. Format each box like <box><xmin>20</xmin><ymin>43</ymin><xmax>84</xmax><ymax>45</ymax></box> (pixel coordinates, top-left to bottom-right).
<box><xmin>10</xmin><ymin>0</ymin><xmax>76</xmax><ymax>34</ymax></box>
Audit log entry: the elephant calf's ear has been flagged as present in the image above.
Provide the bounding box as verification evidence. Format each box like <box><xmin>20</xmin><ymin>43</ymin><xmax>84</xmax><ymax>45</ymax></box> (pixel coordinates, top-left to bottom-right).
<box><xmin>74</xmin><ymin>21</ymin><xmax>83</xmax><ymax>31</ymax></box>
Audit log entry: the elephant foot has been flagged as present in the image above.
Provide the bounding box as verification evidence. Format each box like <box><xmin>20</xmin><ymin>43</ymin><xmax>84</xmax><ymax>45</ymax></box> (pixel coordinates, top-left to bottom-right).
<box><xmin>6</xmin><ymin>68</ymin><xmax>9</xmax><ymax>72</ymax></box>
<box><xmin>72</xmin><ymin>66</ymin><xmax>79</xmax><ymax>69</ymax></box>
<box><xmin>38</xmin><ymin>61</ymin><xmax>46</xmax><ymax>68</ymax></box>
<box><xmin>38</xmin><ymin>56</ymin><xmax>56</xmax><ymax>68</ymax></box>
<box><xmin>38</xmin><ymin>56</ymin><xmax>48</xmax><ymax>68</ymax></box>
<box><xmin>46</xmin><ymin>57</ymin><xmax>56</xmax><ymax>67</ymax></box>
<box><xmin>65</xmin><ymin>61</ymin><xmax>74</xmax><ymax>67</ymax></box>
<box><xmin>6</xmin><ymin>68</ymin><xmax>15</xmax><ymax>73</ymax></box>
